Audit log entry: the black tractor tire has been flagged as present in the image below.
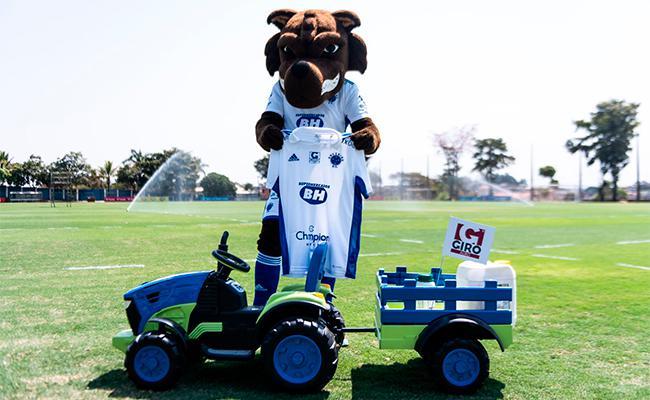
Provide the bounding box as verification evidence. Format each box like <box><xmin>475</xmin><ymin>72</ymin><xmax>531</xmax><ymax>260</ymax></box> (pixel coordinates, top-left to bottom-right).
<box><xmin>261</xmin><ymin>318</ymin><xmax>338</xmax><ymax>392</ymax></box>
<box><xmin>425</xmin><ymin>338</ymin><xmax>489</xmax><ymax>394</ymax></box>
<box><xmin>326</xmin><ymin>304</ymin><xmax>346</xmax><ymax>346</ymax></box>
<box><xmin>125</xmin><ymin>331</ymin><xmax>184</xmax><ymax>391</ymax></box>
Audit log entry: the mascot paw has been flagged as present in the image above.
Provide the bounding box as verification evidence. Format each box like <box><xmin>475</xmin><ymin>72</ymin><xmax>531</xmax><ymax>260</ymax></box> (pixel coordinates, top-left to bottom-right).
<box><xmin>350</xmin><ymin>129</ymin><xmax>378</xmax><ymax>153</ymax></box>
<box><xmin>260</xmin><ymin>125</ymin><xmax>284</xmax><ymax>150</ymax></box>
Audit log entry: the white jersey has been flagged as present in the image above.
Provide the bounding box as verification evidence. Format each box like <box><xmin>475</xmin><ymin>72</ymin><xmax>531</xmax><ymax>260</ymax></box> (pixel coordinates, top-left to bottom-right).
<box><xmin>266</xmin><ymin>127</ymin><xmax>372</xmax><ymax>279</ymax></box>
<box><xmin>265</xmin><ymin>79</ymin><xmax>369</xmax><ymax>132</ymax></box>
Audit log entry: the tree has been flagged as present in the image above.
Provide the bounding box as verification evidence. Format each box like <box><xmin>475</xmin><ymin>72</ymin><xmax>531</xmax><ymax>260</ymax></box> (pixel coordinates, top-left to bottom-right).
<box><xmin>434</xmin><ymin>126</ymin><xmax>474</xmax><ymax>200</ymax></box>
<box><xmin>567</xmin><ymin>99</ymin><xmax>639</xmax><ymax>201</ymax></box>
<box><xmin>0</xmin><ymin>151</ymin><xmax>11</xmax><ymax>185</ymax></box>
<box><xmin>472</xmin><ymin>138</ymin><xmax>515</xmax><ymax>196</ymax></box>
<box><xmin>390</xmin><ymin>172</ymin><xmax>432</xmax><ymax>188</ymax></box>
<box><xmin>539</xmin><ymin>165</ymin><xmax>558</xmax><ymax>185</ymax></box>
<box><xmin>243</xmin><ymin>183</ymin><xmax>254</xmax><ymax>192</ymax></box>
<box><xmin>6</xmin><ymin>155</ymin><xmax>49</xmax><ymax>187</ymax></box>
<box><xmin>50</xmin><ymin>151</ymin><xmax>92</xmax><ymax>187</ymax></box>
<box><xmin>254</xmin><ymin>155</ymin><xmax>269</xmax><ymax>180</ymax></box>
<box><xmin>116</xmin><ymin>149</ymin><xmax>179</xmax><ymax>191</ymax></box>
<box><xmin>99</xmin><ymin>161</ymin><xmax>116</xmax><ymax>191</ymax></box>
<box><xmin>200</xmin><ymin>172</ymin><xmax>236</xmax><ymax>198</ymax></box>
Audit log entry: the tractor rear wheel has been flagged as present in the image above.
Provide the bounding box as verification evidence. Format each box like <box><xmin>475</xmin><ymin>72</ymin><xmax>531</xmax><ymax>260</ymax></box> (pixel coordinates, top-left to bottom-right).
<box><xmin>261</xmin><ymin>318</ymin><xmax>338</xmax><ymax>392</ymax></box>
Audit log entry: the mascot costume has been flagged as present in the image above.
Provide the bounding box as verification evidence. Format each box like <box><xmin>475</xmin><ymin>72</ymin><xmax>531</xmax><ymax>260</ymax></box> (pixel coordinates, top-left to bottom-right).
<box><xmin>253</xmin><ymin>9</ymin><xmax>381</xmax><ymax>306</ymax></box>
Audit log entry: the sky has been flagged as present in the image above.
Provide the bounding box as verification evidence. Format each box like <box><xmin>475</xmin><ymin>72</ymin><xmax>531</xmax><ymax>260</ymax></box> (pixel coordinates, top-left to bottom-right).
<box><xmin>1</xmin><ymin>0</ymin><xmax>648</xmax><ymax>188</ymax></box>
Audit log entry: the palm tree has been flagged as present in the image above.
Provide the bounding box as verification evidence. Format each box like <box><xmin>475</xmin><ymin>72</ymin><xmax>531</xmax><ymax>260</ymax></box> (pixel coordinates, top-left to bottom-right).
<box><xmin>0</xmin><ymin>151</ymin><xmax>12</xmax><ymax>185</ymax></box>
<box><xmin>99</xmin><ymin>160</ymin><xmax>116</xmax><ymax>191</ymax></box>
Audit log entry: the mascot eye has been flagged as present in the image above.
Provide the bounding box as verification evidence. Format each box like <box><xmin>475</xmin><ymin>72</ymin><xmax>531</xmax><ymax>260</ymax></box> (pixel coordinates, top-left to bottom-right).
<box><xmin>324</xmin><ymin>44</ymin><xmax>339</xmax><ymax>54</ymax></box>
<box><xmin>282</xmin><ymin>46</ymin><xmax>293</xmax><ymax>56</ymax></box>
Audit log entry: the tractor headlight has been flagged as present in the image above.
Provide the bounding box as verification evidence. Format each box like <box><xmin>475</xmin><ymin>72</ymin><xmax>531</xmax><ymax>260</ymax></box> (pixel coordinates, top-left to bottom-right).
<box><xmin>123</xmin><ymin>300</ymin><xmax>131</xmax><ymax>310</ymax></box>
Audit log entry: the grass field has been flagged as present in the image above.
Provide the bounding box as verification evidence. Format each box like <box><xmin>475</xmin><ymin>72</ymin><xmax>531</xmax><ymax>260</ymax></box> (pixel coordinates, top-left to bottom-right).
<box><xmin>1</xmin><ymin>201</ymin><xmax>649</xmax><ymax>399</ymax></box>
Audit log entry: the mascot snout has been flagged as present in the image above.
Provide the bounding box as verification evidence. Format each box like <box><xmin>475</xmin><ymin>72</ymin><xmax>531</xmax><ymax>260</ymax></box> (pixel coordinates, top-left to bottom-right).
<box><xmin>281</xmin><ymin>61</ymin><xmax>340</xmax><ymax>108</ymax></box>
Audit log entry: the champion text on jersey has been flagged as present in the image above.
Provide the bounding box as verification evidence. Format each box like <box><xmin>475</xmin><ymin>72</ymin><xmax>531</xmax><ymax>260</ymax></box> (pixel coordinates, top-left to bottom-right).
<box><xmin>299</xmin><ymin>182</ymin><xmax>330</xmax><ymax>205</ymax></box>
<box><xmin>288</xmin><ymin>153</ymin><xmax>300</xmax><ymax>162</ymax></box>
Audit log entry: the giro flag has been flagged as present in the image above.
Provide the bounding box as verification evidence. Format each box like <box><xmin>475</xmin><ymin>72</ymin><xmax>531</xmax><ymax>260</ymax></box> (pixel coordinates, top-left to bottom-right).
<box><xmin>442</xmin><ymin>217</ymin><xmax>495</xmax><ymax>264</ymax></box>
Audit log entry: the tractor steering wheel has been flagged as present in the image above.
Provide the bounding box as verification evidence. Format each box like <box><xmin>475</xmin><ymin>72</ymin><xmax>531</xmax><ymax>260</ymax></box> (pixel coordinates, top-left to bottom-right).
<box><xmin>211</xmin><ymin>249</ymin><xmax>250</xmax><ymax>273</ymax></box>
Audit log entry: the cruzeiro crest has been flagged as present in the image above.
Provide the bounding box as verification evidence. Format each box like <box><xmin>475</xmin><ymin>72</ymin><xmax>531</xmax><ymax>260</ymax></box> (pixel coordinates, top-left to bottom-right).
<box><xmin>329</xmin><ymin>152</ymin><xmax>344</xmax><ymax>168</ymax></box>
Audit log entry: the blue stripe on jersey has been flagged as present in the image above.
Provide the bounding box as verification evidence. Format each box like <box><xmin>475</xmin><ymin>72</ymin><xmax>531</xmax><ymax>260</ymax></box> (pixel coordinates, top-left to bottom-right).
<box><xmin>273</xmin><ymin>178</ymin><xmax>291</xmax><ymax>275</ymax></box>
<box><xmin>345</xmin><ymin>176</ymin><xmax>368</xmax><ymax>278</ymax></box>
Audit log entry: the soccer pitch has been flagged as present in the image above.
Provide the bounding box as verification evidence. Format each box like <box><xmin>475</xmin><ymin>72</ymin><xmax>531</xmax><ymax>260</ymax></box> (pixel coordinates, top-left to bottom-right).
<box><xmin>1</xmin><ymin>201</ymin><xmax>649</xmax><ymax>399</ymax></box>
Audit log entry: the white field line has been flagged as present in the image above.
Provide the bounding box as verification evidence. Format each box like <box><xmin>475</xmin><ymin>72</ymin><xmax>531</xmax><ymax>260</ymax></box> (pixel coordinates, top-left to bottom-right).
<box><xmin>616</xmin><ymin>239</ymin><xmax>650</xmax><ymax>245</ymax></box>
<box><xmin>399</xmin><ymin>239</ymin><xmax>424</xmax><ymax>244</ymax></box>
<box><xmin>361</xmin><ymin>233</ymin><xmax>379</xmax><ymax>238</ymax></box>
<box><xmin>360</xmin><ymin>252</ymin><xmax>402</xmax><ymax>257</ymax></box>
<box><xmin>534</xmin><ymin>243</ymin><xmax>575</xmax><ymax>249</ymax></box>
<box><xmin>64</xmin><ymin>264</ymin><xmax>144</xmax><ymax>271</ymax></box>
<box><xmin>492</xmin><ymin>249</ymin><xmax>520</xmax><ymax>254</ymax></box>
<box><xmin>531</xmin><ymin>254</ymin><xmax>579</xmax><ymax>261</ymax></box>
<box><xmin>617</xmin><ymin>263</ymin><xmax>650</xmax><ymax>271</ymax></box>
<box><xmin>47</xmin><ymin>227</ymin><xmax>79</xmax><ymax>230</ymax></box>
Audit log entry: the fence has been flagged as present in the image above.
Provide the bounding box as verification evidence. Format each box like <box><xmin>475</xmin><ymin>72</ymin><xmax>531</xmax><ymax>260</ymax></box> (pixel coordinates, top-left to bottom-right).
<box><xmin>0</xmin><ymin>186</ymin><xmax>134</xmax><ymax>202</ymax></box>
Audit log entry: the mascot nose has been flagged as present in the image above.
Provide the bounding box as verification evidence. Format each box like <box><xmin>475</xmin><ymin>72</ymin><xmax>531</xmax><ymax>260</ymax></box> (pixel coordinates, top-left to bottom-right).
<box><xmin>290</xmin><ymin>60</ymin><xmax>311</xmax><ymax>78</ymax></box>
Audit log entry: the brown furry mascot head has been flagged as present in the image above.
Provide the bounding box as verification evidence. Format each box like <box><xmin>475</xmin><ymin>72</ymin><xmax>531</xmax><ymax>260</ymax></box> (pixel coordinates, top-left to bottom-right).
<box><xmin>264</xmin><ymin>9</ymin><xmax>368</xmax><ymax>109</ymax></box>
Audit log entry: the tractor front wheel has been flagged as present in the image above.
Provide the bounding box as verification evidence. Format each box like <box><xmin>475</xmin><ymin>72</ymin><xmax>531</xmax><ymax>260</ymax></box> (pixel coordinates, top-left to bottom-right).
<box><xmin>125</xmin><ymin>331</ymin><xmax>184</xmax><ymax>390</ymax></box>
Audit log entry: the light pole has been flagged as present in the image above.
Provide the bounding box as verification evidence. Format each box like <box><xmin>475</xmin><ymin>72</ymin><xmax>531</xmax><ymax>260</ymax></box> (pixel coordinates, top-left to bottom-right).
<box><xmin>636</xmin><ymin>134</ymin><xmax>641</xmax><ymax>202</ymax></box>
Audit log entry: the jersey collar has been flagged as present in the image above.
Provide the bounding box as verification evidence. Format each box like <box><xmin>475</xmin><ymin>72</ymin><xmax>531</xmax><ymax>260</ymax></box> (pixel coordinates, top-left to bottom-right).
<box><xmin>289</xmin><ymin>127</ymin><xmax>341</xmax><ymax>145</ymax></box>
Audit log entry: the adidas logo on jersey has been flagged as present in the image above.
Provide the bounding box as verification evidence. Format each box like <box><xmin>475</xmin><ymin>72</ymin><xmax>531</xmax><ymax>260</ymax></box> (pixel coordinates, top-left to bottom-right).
<box><xmin>288</xmin><ymin>153</ymin><xmax>300</xmax><ymax>162</ymax></box>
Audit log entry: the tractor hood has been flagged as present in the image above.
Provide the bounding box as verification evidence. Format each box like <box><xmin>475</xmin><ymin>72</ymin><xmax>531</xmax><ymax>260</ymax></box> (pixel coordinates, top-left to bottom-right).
<box><xmin>124</xmin><ymin>271</ymin><xmax>211</xmax><ymax>334</ymax></box>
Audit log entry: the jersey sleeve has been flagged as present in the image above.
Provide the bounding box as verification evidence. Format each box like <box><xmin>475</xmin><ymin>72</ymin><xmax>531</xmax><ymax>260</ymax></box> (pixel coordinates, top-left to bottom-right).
<box><xmin>343</xmin><ymin>82</ymin><xmax>369</xmax><ymax>125</ymax></box>
<box><xmin>352</xmin><ymin>150</ymin><xmax>373</xmax><ymax>198</ymax></box>
<box><xmin>265</xmin><ymin>82</ymin><xmax>284</xmax><ymax>117</ymax></box>
<box><xmin>266</xmin><ymin>150</ymin><xmax>280</xmax><ymax>190</ymax></box>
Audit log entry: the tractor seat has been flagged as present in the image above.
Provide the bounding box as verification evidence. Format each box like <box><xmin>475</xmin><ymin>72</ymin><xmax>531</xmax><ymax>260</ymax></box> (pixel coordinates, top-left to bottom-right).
<box><xmin>305</xmin><ymin>242</ymin><xmax>328</xmax><ymax>292</ymax></box>
<box><xmin>279</xmin><ymin>242</ymin><xmax>328</xmax><ymax>294</ymax></box>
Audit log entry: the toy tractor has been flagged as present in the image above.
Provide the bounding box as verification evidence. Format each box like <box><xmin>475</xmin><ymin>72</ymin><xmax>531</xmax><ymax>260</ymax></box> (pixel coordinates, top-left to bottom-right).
<box><xmin>113</xmin><ymin>232</ymin><xmax>515</xmax><ymax>394</ymax></box>
<box><xmin>112</xmin><ymin>231</ymin><xmax>344</xmax><ymax>391</ymax></box>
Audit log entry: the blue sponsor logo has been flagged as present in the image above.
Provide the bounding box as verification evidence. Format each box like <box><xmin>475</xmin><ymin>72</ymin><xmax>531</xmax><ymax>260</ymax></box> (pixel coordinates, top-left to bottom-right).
<box><xmin>296</xmin><ymin>114</ymin><xmax>324</xmax><ymax>127</ymax></box>
<box><xmin>288</xmin><ymin>153</ymin><xmax>300</xmax><ymax>162</ymax></box>
<box><xmin>309</xmin><ymin>151</ymin><xmax>321</xmax><ymax>164</ymax></box>
<box><xmin>329</xmin><ymin>152</ymin><xmax>344</xmax><ymax>167</ymax></box>
<box><xmin>299</xmin><ymin>185</ymin><xmax>328</xmax><ymax>205</ymax></box>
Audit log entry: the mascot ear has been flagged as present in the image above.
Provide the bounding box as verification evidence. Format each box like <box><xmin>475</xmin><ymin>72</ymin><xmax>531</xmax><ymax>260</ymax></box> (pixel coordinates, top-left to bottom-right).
<box><xmin>332</xmin><ymin>11</ymin><xmax>367</xmax><ymax>73</ymax></box>
<box><xmin>264</xmin><ymin>32</ymin><xmax>281</xmax><ymax>76</ymax></box>
<box><xmin>332</xmin><ymin>10</ymin><xmax>361</xmax><ymax>30</ymax></box>
<box><xmin>348</xmin><ymin>33</ymin><xmax>368</xmax><ymax>73</ymax></box>
<box><xmin>265</xmin><ymin>9</ymin><xmax>296</xmax><ymax>76</ymax></box>
<box><xmin>267</xmin><ymin>9</ymin><xmax>296</xmax><ymax>29</ymax></box>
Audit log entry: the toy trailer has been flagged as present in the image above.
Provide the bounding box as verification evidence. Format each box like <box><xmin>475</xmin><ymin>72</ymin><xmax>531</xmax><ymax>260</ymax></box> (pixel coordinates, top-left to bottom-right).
<box><xmin>373</xmin><ymin>266</ymin><xmax>514</xmax><ymax>394</ymax></box>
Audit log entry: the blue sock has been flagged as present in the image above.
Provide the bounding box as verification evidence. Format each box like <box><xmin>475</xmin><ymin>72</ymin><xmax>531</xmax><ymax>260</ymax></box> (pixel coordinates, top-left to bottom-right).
<box><xmin>253</xmin><ymin>252</ymin><xmax>281</xmax><ymax>306</ymax></box>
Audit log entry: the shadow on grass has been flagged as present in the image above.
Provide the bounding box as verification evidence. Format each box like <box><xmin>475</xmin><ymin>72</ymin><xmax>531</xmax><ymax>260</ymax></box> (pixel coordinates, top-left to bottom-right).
<box><xmin>88</xmin><ymin>358</ymin><xmax>504</xmax><ymax>399</ymax></box>
<box><xmin>87</xmin><ymin>359</ymin><xmax>330</xmax><ymax>400</ymax></box>
<box><xmin>350</xmin><ymin>359</ymin><xmax>505</xmax><ymax>400</ymax></box>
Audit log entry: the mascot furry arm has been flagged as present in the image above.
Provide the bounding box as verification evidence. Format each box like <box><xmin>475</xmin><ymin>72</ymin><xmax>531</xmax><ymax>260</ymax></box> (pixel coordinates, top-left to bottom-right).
<box><xmin>255</xmin><ymin>9</ymin><xmax>381</xmax><ymax>154</ymax></box>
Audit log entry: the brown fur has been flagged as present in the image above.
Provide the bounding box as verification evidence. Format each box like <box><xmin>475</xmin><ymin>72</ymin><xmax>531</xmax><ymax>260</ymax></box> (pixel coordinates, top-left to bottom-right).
<box><xmin>255</xmin><ymin>9</ymin><xmax>380</xmax><ymax>155</ymax></box>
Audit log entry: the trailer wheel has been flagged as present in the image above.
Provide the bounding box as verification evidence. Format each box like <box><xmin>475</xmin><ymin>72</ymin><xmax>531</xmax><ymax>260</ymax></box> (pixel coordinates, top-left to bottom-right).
<box><xmin>262</xmin><ymin>318</ymin><xmax>338</xmax><ymax>392</ymax></box>
<box><xmin>125</xmin><ymin>331</ymin><xmax>184</xmax><ymax>390</ymax></box>
<box><xmin>425</xmin><ymin>338</ymin><xmax>489</xmax><ymax>394</ymax></box>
